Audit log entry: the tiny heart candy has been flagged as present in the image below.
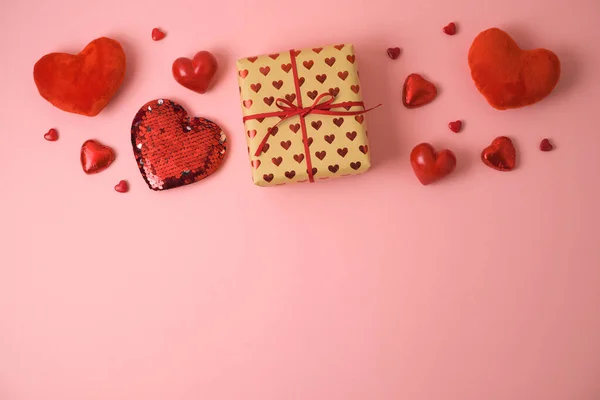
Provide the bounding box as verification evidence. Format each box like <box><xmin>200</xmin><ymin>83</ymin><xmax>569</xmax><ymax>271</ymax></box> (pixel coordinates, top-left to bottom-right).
<box><xmin>481</xmin><ymin>136</ymin><xmax>516</xmax><ymax>171</ymax></box>
<box><xmin>410</xmin><ymin>143</ymin><xmax>456</xmax><ymax>185</ymax></box>
<box><xmin>443</xmin><ymin>22</ymin><xmax>457</xmax><ymax>35</ymax></box>
<box><xmin>151</xmin><ymin>28</ymin><xmax>166</xmax><ymax>41</ymax></box>
<box><xmin>468</xmin><ymin>28</ymin><xmax>560</xmax><ymax>110</ymax></box>
<box><xmin>403</xmin><ymin>74</ymin><xmax>437</xmax><ymax>108</ymax></box>
<box><xmin>114</xmin><ymin>180</ymin><xmax>129</xmax><ymax>193</ymax></box>
<box><xmin>131</xmin><ymin>99</ymin><xmax>227</xmax><ymax>191</ymax></box>
<box><xmin>80</xmin><ymin>139</ymin><xmax>115</xmax><ymax>174</ymax></box>
<box><xmin>448</xmin><ymin>120</ymin><xmax>462</xmax><ymax>133</ymax></box>
<box><xmin>44</xmin><ymin>128</ymin><xmax>58</xmax><ymax>141</ymax></box>
<box><xmin>172</xmin><ymin>51</ymin><xmax>218</xmax><ymax>94</ymax></box>
<box><xmin>539</xmin><ymin>138</ymin><xmax>554</xmax><ymax>151</ymax></box>
<box><xmin>387</xmin><ymin>47</ymin><xmax>401</xmax><ymax>60</ymax></box>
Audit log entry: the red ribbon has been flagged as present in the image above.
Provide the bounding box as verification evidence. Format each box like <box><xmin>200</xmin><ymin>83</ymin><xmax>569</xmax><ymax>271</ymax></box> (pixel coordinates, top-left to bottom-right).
<box><xmin>243</xmin><ymin>49</ymin><xmax>381</xmax><ymax>183</ymax></box>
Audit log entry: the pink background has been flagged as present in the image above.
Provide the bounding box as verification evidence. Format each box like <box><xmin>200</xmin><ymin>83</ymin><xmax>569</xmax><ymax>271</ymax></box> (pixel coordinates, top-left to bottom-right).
<box><xmin>2</xmin><ymin>0</ymin><xmax>600</xmax><ymax>398</ymax></box>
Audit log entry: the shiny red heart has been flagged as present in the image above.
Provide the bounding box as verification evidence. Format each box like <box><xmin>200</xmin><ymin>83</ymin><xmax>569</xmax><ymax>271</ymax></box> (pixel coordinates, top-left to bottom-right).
<box><xmin>443</xmin><ymin>22</ymin><xmax>457</xmax><ymax>35</ymax></box>
<box><xmin>80</xmin><ymin>139</ymin><xmax>115</xmax><ymax>174</ymax></box>
<box><xmin>172</xmin><ymin>51</ymin><xmax>218</xmax><ymax>94</ymax></box>
<box><xmin>44</xmin><ymin>128</ymin><xmax>58</xmax><ymax>141</ymax></box>
<box><xmin>481</xmin><ymin>136</ymin><xmax>516</xmax><ymax>171</ymax></box>
<box><xmin>387</xmin><ymin>47</ymin><xmax>401</xmax><ymax>59</ymax></box>
<box><xmin>448</xmin><ymin>120</ymin><xmax>462</xmax><ymax>133</ymax></box>
<box><xmin>114</xmin><ymin>180</ymin><xmax>129</xmax><ymax>193</ymax></box>
<box><xmin>151</xmin><ymin>28</ymin><xmax>166</xmax><ymax>41</ymax></box>
<box><xmin>403</xmin><ymin>74</ymin><xmax>437</xmax><ymax>108</ymax></box>
<box><xmin>410</xmin><ymin>143</ymin><xmax>456</xmax><ymax>185</ymax></box>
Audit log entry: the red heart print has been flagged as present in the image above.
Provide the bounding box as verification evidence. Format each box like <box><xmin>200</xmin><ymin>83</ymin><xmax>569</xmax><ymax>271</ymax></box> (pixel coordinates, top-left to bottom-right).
<box><xmin>313</xmin><ymin>47</ymin><xmax>323</xmax><ymax>54</ymax></box>
<box><xmin>289</xmin><ymin>124</ymin><xmax>300</xmax><ymax>133</ymax></box>
<box><xmin>316</xmin><ymin>151</ymin><xmax>326</xmax><ymax>160</ymax></box>
<box><xmin>44</xmin><ymin>128</ymin><xmax>58</xmax><ymax>141</ymax></box>
<box><xmin>259</xmin><ymin>66</ymin><xmax>270</xmax><ymax>76</ymax></box>
<box><xmin>281</xmin><ymin>63</ymin><xmax>292</xmax><ymax>73</ymax></box>
<box><xmin>272</xmin><ymin>157</ymin><xmax>283</xmax><ymax>166</ymax></box>
<box><xmin>309</xmin><ymin>167</ymin><xmax>317</xmax><ymax>175</ymax></box>
<box><xmin>307</xmin><ymin>138</ymin><xmax>314</xmax><ymax>147</ymax></box>
<box><xmin>285</xmin><ymin>93</ymin><xmax>296</xmax><ymax>103</ymax></box>
<box><xmin>307</xmin><ymin>90</ymin><xmax>318</xmax><ymax>100</ymax></box>
<box><xmin>294</xmin><ymin>154</ymin><xmax>304</xmax><ymax>163</ymax></box>
<box><xmin>351</xmin><ymin>85</ymin><xmax>360</xmax><ymax>93</ymax></box>
<box><xmin>285</xmin><ymin>170</ymin><xmax>296</xmax><ymax>179</ymax></box>
<box><xmin>448</xmin><ymin>120</ymin><xmax>462</xmax><ymax>133</ymax></box>
<box><xmin>355</xmin><ymin>115</ymin><xmax>364</xmax><ymax>124</ymax></box>
<box><xmin>539</xmin><ymin>138</ymin><xmax>554</xmax><ymax>151</ymax></box>
<box><xmin>303</xmin><ymin>60</ymin><xmax>314</xmax><ymax>70</ymax></box>
<box><xmin>325</xmin><ymin>57</ymin><xmax>336</xmax><ymax>66</ymax></box>
<box><xmin>264</xmin><ymin>96</ymin><xmax>274</xmax><ymax>106</ymax></box>
<box><xmin>291</xmin><ymin>50</ymin><xmax>301</xmax><ymax>57</ymax></box>
<box><xmin>387</xmin><ymin>47</ymin><xmax>401</xmax><ymax>59</ymax></box>
<box><xmin>346</xmin><ymin>55</ymin><xmax>355</xmax><ymax>64</ymax></box>
<box><xmin>250</xmin><ymin>83</ymin><xmax>261</xmax><ymax>93</ymax></box>
<box><xmin>311</xmin><ymin>121</ymin><xmax>322</xmax><ymax>130</ymax></box>
<box><xmin>247</xmin><ymin>129</ymin><xmax>257</xmax><ymax>138</ymax></box>
<box><xmin>410</xmin><ymin>143</ymin><xmax>456</xmax><ymax>185</ymax></box>
<box><xmin>334</xmin><ymin>44</ymin><xmax>345</xmax><ymax>50</ymax></box>
<box><xmin>403</xmin><ymin>73</ymin><xmax>437</xmax><ymax>108</ymax></box>
<box><xmin>346</xmin><ymin>131</ymin><xmax>357</xmax><ymax>141</ymax></box>
<box><xmin>329</xmin><ymin>87</ymin><xmax>340</xmax><ymax>97</ymax></box>
<box><xmin>269</xmin><ymin>53</ymin><xmax>279</xmax><ymax>59</ymax></box>
<box><xmin>359</xmin><ymin>145</ymin><xmax>368</xmax><ymax>154</ymax></box>
<box><xmin>114</xmin><ymin>180</ymin><xmax>129</xmax><ymax>193</ymax></box>
<box><xmin>443</xmin><ymin>22</ymin><xmax>457</xmax><ymax>35</ymax></box>
<box><xmin>247</xmin><ymin>56</ymin><xmax>258</xmax><ymax>63</ymax></box>
<box><xmin>324</xmin><ymin>134</ymin><xmax>335</xmax><ymax>144</ymax></box>
<box><xmin>481</xmin><ymin>136</ymin><xmax>516</xmax><ymax>171</ymax></box>
<box><xmin>272</xmin><ymin>80</ymin><xmax>283</xmax><ymax>89</ymax></box>
<box><xmin>316</xmin><ymin>74</ymin><xmax>327</xmax><ymax>83</ymax></box>
<box><xmin>81</xmin><ymin>139</ymin><xmax>115</xmax><ymax>174</ymax></box>
<box><xmin>172</xmin><ymin>51</ymin><xmax>218</xmax><ymax>94</ymax></box>
<box><xmin>338</xmin><ymin>71</ymin><xmax>349</xmax><ymax>80</ymax></box>
<box><xmin>151</xmin><ymin>28</ymin><xmax>166</xmax><ymax>41</ymax></box>
<box><xmin>298</xmin><ymin>77</ymin><xmax>305</xmax><ymax>86</ymax></box>
<box><xmin>333</xmin><ymin>118</ymin><xmax>344</xmax><ymax>127</ymax></box>
<box><xmin>267</xmin><ymin>126</ymin><xmax>278</xmax><ymax>136</ymax></box>
<box><xmin>280</xmin><ymin>140</ymin><xmax>292</xmax><ymax>150</ymax></box>
<box><xmin>239</xmin><ymin>69</ymin><xmax>249</xmax><ymax>78</ymax></box>
<box><xmin>263</xmin><ymin>173</ymin><xmax>274</xmax><ymax>182</ymax></box>
<box><xmin>131</xmin><ymin>99</ymin><xmax>227</xmax><ymax>190</ymax></box>
<box><xmin>251</xmin><ymin>160</ymin><xmax>261</xmax><ymax>169</ymax></box>
<box><xmin>337</xmin><ymin>148</ymin><xmax>348</xmax><ymax>157</ymax></box>
<box><xmin>261</xmin><ymin>143</ymin><xmax>270</xmax><ymax>153</ymax></box>
<box><xmin>350</xmin><ymin>162</ymin><xmax>361</xmax><ymax>170</ymax></box>
<box><xmin>243</xmin><ymin>100</ymin><xmax>253</xmax><ymax>108</ymax></box>
<box><xmin>328</xmin><ymin>164</ymin><xmax>340</xmax><ymax>173</ymax></box>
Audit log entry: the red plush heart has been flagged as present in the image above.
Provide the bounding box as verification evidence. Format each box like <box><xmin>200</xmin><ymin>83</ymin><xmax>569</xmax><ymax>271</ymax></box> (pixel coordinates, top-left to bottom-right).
<box><xmin>131</xmin><ymin>99</ymin><xmax>227</xmax><ymax>191</ymax></box>
<box><xmin>481</xmin><ymin>136</ymin><xmax>516</xmax><ymax>171</ymax></box>
<box><xmin>172</xmin><ymin>51</ymin><xmax>218</xmax><ymax>94</ymax></box>
<box><xmin>403</xmin><ymin>74</ymin><xmax>437</xmax><ymax>108</ymax></box>
<box><xmin>80</xmin><ymin>140</ymin><xmax>115</xmax><ymax>174</ymax></box>
<box><xmin>468</xmin><ymin>28</ymin><xmax>560</xmax><ymax>110</ymax></box>
<box><xmin>410</xmin><ymin>143</ymin><xmax>456</xmax><ymax>185</ymax></box>
<box><xmin>34</xmin><ymin>37</ymin><xmax>126</xmax><ymax>117</ymax></box>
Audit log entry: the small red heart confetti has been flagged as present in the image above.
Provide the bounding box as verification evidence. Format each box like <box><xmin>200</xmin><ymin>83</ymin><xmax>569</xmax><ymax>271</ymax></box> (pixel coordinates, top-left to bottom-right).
<box><xmin>448</xmin><ymin>120</ymin><xmax>462</xmax><ymax>133</ymax></box>
<box><xmin>44</xmin><ymin>128</ymin><xmax>58</xmax><ymax>141</ymax></box>
<box><xmin>539</xmin><ymin>138</ymin><xmax>554</xmax><ymax>151</ymax></box>
<box><xmin>387</xmin><ymin>47</ymin><xmax>401</xmax><ymax>59</ymax></box>
<box><xmin>151</xmin><ymin>28</ymin><xmax>166</xmax><ymax>41</ymax></box>
<box><xmin>443</xmin><ymin>22</ymin><xmax>457</xmax><ymax>35</ymax></box>
<box><xmin>114</xmin><ymin>180</ymin><xmax>129</xmax><ymax>193</ymax></box>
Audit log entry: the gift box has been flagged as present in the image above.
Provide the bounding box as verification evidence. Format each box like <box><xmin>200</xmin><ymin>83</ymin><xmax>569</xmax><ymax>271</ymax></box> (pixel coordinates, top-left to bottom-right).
<box><xmin>236</xmin><ymin>43</ymin><xmax>377</xmax><ymax>187</ymax></box>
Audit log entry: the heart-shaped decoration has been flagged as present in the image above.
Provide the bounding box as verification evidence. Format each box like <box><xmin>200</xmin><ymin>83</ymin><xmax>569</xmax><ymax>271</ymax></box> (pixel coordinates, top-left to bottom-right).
<box><xmin>44</xmin><ymin>128</ymin><xmax>58</xmax><ymax>141</ymax></box>
<box><xmin>481</xmin><ymin>136</ymin><xmax>516</xmax><ymax>171</ymax></box>
<box><xmin>448</xmin><ymin>120</ymin><xmax>462</xmax><ymax>133</ymax></box>
<box><xmin>443</xmin><ymin>22</ymin><xmax>457</xmax><ymax>35</ymax></box>
<box><xmin>539</xmin><ymin>138</ymin><xmax>554</xmax><ymax>152</ymax></box>
<box><xmin>114</xmin><ymin>180</ymin><xmax>129</xmax><ymax>193</ymax></box>
<box><xmin>131</xmin><ymin>99</ymin><xmax>227</xmax><ymax>191</ymax></box>
<box><xmin>410</xmin><ymin>143</ymin><xmax>456</xmax><ymax>185</ymax></box>
<box><xmin>33</xmin><ymin>37</ymin><xmax>126</xmax><ymax>117</ymax></box>
<box><xmin>151</xmin><ymin>28</ymin><xmax>166</xmax><ymax>41</ymax></box>
<box><xmin>468</xmin><ymin>28</ymin><xmax>560</xmax><ymax>110</ymax></box>
<box><xmin>80</xmin><ymin>139</ymin><xmax>115</xmax><ymax>174</ymax></box>
<box><xmin>403</xmin><ymin>74</ymin><xmax>437</xmax><ymax>108</ymax></box>
<box><xmin>172</xmin><ymin>51</ymin><xmax>218</xmax><ymax>94</ymax></box>
<box><xmin>387</xmin><ymin>47</ymin><xmax>401</xmax><ymax>59</ymax></box>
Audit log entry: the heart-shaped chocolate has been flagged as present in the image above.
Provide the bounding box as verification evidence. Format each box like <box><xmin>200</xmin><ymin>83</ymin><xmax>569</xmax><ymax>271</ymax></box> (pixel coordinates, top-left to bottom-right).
<box><xmin>80</xmin><ymin>140</ymin><xmax>115</xmax><ymax>174</ymax></box>
<box><xmin>481</xmin><ymin>136</ymin><xmax>516</xmax><ymax>171</ymax></box>
<box><xmin>402</xmin><ymin>74</ymin><xmax>437</xmax><ymax>108</ymax></box>
<box><xmin>34</xmin><ymin>37</ymin><xmax>126</xmax><ymax>116</ymax></box>
<box><xmin>131</xmin><ymin>99</ymin><xmax>227</xmax><ymax>191</ymax></box>
<box><xmin>468</xmin><ymin>28</ymin><xmax>560</xmax><ymax>110</ymax></box>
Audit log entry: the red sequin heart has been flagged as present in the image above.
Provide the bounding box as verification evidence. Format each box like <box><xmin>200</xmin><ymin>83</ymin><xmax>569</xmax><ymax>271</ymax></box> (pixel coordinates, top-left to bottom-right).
<box><xmin>540</xmin><ymin>138</ymin><xmax>554</xmax><ymax>151</ymax></box>
<box><xmin>386</xmin><ymin>47</ymin><xmax>401</xmax><ymax>59</ymax></box>
<box><xmin>131</xmin><ymin>99</ymin><xmax>227</xmax><ymax>191</ymax></box>
<box><xmin>114</xmin><ymin>180</ymin><xmax>129</xmax><ymax>193</ymax></box>
<box><xmin>403</xmin><ymin>74</ymin><xmax>437</xmax><ymax>108</ymax></box>
<box><xmin>410</xmin><ymin>143</ymin><xmax>456</xmax><ymax>185</ymax></box>
<box><xmin>443</xmin><ymin>22</ymin><xmax>457</xmax><ymax>35</ymax></box>
<box><xmin>44</xmin><ymin>128</ymin><xmax>58</xmax><ymax>141</ymax></box>
<box><xmin>481</xmin><ymin>136</ymin><xmax>516</xmax><ymax>171</ymax></box>
<box><xmin>172</xmin><ymin>51</ymin><xmax>218</xmax><ymax>94</ymax></box>
<box><xmin>80</xmin><ymin>139</ymin><xmax>115</xmax><ymax>174</ymax></box>
<box><xmin>448</xmin><ymin>120</ymin><xmax>462</xmax><ymax>133</ymax></box>
<box><xmin>151</xmin><ymin>28</ymin><xmax>166</xmax><ymax>41</ymax></box>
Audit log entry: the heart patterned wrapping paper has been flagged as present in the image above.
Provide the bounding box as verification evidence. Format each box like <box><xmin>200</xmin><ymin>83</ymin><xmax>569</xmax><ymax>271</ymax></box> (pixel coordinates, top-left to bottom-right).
<box><xmin>236</xmin><ymin>44</ymin><xmax>377</xmax><ymax>187</ymax></box>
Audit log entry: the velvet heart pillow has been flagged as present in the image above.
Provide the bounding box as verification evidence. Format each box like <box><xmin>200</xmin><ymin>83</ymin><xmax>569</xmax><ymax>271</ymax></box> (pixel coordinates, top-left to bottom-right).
<box><xmin>33</xmin><ymin>37</ymin><xmax>126</xmax><ymax>116</ymax></box>
<box><xmin>468</xmin><ymin>28</ymin><xmax>560</xmax><ymax>110</ymax></box>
